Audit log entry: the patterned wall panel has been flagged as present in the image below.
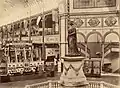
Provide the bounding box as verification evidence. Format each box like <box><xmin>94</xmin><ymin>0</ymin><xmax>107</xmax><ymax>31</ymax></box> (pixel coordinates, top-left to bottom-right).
<box><xmin>70</xmin><ymin>17</ymin><xmax>85</xmax><ymax>28</ymax></box>
<box><xmin>74</xmin><ymin>18</ymin><xmax>84</xmax><ymax>28</ymax></box>
<box><xmin>70</xmin><ymin>15</ymin><xmax>119</xmax><ymax>29</ymax></box>
<box><xmin>87</xmin><ymin>17</ymin><xmax>102</xmax><ymax>27</ymax></box>
<box><xmin>103</xmin><ymin>16</ymin><xmax>118</xmax><ymax>27</ymax></box>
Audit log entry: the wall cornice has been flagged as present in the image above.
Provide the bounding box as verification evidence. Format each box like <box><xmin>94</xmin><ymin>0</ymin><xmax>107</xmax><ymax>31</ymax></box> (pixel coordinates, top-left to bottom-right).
<box><xmin>69</xmin><ymin>10</ymin><xmax>119</xmax><ymax>16</ymax></box>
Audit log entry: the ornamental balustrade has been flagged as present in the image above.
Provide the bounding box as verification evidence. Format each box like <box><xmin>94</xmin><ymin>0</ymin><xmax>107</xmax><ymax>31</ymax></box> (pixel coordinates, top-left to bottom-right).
<box><xmin>25</xmin><ymin>80</ymin><xmax>119</xmax><ymax>88</ymax></box>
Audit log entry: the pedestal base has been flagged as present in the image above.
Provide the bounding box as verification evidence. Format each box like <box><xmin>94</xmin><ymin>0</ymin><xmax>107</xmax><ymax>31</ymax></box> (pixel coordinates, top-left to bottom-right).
<box><xmin>60</xmin><ymin>56</ymin><xmax>88</xmax><ymax>87</ymax></box>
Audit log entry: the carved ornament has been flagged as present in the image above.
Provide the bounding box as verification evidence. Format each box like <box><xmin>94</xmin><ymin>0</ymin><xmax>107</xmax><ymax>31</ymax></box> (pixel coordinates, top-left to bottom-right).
<box><xmin>105</xmin><ymin>16</ymin><xmax>117</xmax><ymax>27</ymax></box>
<box><xmin>88</xmin><ymin>17</ymin><xmax>100</xmax><ymax>27</ymax></box>
<box><xmin>74</xmin><ymin>18</ymin><xmax>84</xmax><ymax>28</ymax></box>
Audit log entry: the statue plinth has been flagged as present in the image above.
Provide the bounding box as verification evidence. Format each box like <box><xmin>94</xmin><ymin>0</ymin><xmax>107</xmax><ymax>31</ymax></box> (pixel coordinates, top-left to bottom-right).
<box><xmin>60</xmin><ymin>56</ymin><xmax>88</xmax><ymax>87</ymax></box>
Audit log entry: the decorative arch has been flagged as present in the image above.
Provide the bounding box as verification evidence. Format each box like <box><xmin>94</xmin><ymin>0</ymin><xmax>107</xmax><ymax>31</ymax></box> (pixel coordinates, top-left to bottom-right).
<box><xmin>77</xmin><ymin>32</ymin><xmax>86</xmax><ymax>42</ymax></box>
<box><xmin>86</xmin><ymin>31</ymin><xmax>103</xmax><ymax>42</ymax></box>
<box><xmin>103</xmin><ymin>30</ymin><xmax>120</xmax><ymax>42</ymax></box>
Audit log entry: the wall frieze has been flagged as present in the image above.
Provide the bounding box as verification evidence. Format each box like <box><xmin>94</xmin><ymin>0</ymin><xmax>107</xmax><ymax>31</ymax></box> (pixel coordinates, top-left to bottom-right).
<box><xmin>70</xmin><ymin>15</ymin><xmax>119</xmax><ymax>29</ymax></box>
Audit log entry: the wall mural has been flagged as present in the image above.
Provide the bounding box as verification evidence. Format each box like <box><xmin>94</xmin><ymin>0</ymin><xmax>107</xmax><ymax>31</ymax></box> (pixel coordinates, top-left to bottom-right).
<box><xmin>73</xmin><ymin>0</ymin><xmax>116</xmax><ymax>9</ymax></box>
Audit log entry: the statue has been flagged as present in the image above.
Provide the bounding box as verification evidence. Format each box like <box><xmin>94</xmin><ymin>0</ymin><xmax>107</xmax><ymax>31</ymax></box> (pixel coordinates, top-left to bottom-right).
<box><xmin>60</xmin><ymin>20</ymin><xmax>88</xmax><ymax>87</ymax></box>
<box><xmin>67</xmin><ymin>21</ymin><xmax>79</xmax><ymax>56</ymax></box>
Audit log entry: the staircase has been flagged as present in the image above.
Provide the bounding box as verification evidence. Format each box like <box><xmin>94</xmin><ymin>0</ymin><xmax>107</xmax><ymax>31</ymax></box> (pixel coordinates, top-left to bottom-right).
<box><xmin>104</xmin><ymin>42</ymin><xmax>119</xmax><ymax>57</ymax></box>
<box><xmin>77</xmin><ymin>42</ymin><xmax>91</xmax><ymax>58</ymax></box>
<box><xmin>104</xmin><ymin>42</ymin><xmax>119</xmax><ymax>73</ymax></box>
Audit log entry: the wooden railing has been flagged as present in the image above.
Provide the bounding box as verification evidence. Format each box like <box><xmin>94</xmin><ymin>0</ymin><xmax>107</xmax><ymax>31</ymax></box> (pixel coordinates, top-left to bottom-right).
<box><xmin>25</xmin><ymin>80</ymin><xmax>119</xmax><ymax>88</ymax></box>
<box><xmin>104</xmin><ymin>42</ymin><xmax>119</xmax><ymax>54</ymax></box>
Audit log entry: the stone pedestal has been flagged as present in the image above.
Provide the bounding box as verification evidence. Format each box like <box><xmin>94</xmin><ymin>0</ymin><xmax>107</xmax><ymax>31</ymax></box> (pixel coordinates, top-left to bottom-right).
<box><xmin>60</xmin><ymin>56</ymin><xmax>88</xmax><ymax>87</ymax></box>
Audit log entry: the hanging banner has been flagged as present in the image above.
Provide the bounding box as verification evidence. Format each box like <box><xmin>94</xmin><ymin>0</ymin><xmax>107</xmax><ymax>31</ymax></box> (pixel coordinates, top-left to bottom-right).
<box><xmin>52</xmin><ymin>10</ymin><xmax>58</xmax><ymax>23</ymax></box>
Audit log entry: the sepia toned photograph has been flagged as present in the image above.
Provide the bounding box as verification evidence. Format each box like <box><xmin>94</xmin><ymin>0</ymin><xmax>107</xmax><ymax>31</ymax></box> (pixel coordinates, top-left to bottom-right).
<box><xmin>0</xmin><ymin>0</ymin><xmax>120</xmax><ymax>88</ymax></box>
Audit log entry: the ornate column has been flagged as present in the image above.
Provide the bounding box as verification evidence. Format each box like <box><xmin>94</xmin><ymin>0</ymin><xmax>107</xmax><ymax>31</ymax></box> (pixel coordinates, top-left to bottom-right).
<box><xmin>60</xmin><ymin>16</ymin><xmax>67</xmax><ymax>58</ymax></box>
<box><xmin>85</xmin><ymin>41</ymin><xmax>88</xmax><ymax>59</ymax></box>
<box><xmin>101</xmin><ymin>41</ymin><xmax>104</xmax><ymax>73</ymax></box>
<box><xmin>59</xmin><ymin>0</ymin><xmax>68</xmax><ymax>73</ymax></box>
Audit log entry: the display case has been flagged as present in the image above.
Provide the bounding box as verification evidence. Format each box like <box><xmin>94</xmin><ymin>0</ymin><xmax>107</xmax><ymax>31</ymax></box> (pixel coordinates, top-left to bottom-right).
<box><xmin>83</xmin><ymin>59</ymin><xmax>101</xmax><ymax>77</ymax></box>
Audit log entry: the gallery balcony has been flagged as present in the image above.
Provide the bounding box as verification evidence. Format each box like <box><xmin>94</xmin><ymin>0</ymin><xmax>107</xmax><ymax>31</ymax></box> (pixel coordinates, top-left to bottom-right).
<box><xmin>8</xmin><ymin>34</ymin><xmax>60</xmax><ymax>44</ymax></box>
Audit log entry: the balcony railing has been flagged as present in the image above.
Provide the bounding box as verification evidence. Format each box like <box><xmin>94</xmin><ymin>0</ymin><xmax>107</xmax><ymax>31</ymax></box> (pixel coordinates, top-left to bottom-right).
<box><xmin>25</xmin><ymin>80</ymin><xmax>119</xmax><ymax>88</ymax></box>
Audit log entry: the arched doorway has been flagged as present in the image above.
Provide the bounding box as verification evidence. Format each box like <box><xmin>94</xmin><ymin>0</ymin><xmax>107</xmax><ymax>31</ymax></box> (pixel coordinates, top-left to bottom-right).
<box><xmin>86</xmin><ymin>32</ymin><xmax>103</xmax><ymax>58</ymax></box>
<box><xmin>104</xmin><ymin>32</ymin><xmax>120</xmax><ymax>58</ymax></box>
<box><xmin>103</xmin><ymin>31</ymin><xmax>120</xmax><ymax>73</ymax></box>
<box><xmin>104</xmin><ymin>32</ymin><xmax>119</xmax><ymax>43</ymax></box>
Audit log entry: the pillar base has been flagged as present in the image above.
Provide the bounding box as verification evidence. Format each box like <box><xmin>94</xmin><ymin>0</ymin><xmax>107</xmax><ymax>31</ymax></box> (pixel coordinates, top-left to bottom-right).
<box><xmin>60</xmin><ymin>56</ymin><xmax>88</xmax><ymax>87</ymax></box>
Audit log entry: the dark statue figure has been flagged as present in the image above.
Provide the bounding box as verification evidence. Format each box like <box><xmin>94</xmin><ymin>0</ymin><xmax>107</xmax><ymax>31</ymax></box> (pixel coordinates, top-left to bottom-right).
<box><xmin>67</xmin><ymin>21</ymin><xmax>80</xmax><ymax>56</ymax></box>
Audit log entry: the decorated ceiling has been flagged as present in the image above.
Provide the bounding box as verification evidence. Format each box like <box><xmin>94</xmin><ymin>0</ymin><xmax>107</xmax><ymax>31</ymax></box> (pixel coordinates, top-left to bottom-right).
<box><xmin>0</xmin><ymin>0</ymin><xmax>59</xmax><ymax>26</ymax></box>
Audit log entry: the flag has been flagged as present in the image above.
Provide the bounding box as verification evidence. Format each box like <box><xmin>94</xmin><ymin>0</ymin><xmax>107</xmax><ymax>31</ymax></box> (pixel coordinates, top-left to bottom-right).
<box><xmin>4</xmin><ymin>26</ymin><xmax>8</xmax><ymax>38</ymax></box>
<box><xmin>36</xmin><ymin>16</ymin><xmax>41</xmax><ymax>25</ymax></box>
<box><xmin>59</xmin><ymin>0</ymin><xmax>65</xmax><ymax>14</ymax></box>
<box><xmin>24</xmin><ymin>20</ymin><xmax>28</xmax><ymax>30</ymax></box>
<box><xmin>2</xmin><ymin>26</ymin><xmax>6</xmax><ymax>33</ymax></box>
<box><xmin>7</xmin><ymin>25</ymin><xmax>11</xmax><ymax>33</ymax></box>
<box><xmin>52</xmin><ymin>10</ymin><xmax>58</xmax><ymax>22</ymax></box>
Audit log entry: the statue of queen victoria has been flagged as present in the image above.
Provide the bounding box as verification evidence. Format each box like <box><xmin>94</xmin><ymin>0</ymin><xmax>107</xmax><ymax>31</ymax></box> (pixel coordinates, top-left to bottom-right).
<box><xmin>67</xmin><ymin>21</ymin><xmax>80</xmax><ymax>56</ymax></box>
